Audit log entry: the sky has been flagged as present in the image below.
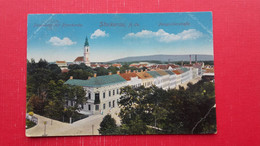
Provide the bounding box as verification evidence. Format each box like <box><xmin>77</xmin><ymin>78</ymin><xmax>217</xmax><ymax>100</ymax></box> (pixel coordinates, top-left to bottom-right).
<box><xmin>27</xmin><ymin>12</ymin><xmax>213</xmax><ymax>62</ymax></box>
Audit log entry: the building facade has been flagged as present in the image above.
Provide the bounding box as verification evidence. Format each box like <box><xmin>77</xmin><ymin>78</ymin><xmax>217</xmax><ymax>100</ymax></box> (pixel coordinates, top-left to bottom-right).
<box><xmin>65</xmin><ymin>74</ymin><xmax>127</xmax><ymax>115</ymax></box>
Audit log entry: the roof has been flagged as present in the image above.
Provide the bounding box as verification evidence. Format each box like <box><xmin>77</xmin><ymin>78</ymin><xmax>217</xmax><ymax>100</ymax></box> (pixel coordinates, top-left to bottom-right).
<box><xmin>65</xmin><ymin>74</ymin><xmax>126</xmax><ymax>87</ymax></box>
<box><xmin>168</xmin><ymin>64</ymin><xmax>179</xmax><ymax>68</ymax></box>
<box><xmin>84</xmin><ymin>36</ymin><xmax>89</xmax><ymax>47</ymax></box>
<box><xmin>193</xmin><ymin>64</ymin><xmax>202</xmax><ymax>68</ymax></box>
<box><xmin>180</xmin><ymin>68</ymin><xmax>189</xmax><ymax>72</ymax></box>
<box><xmin>74</xmin><ymin>56</ymin><xmax>84</xmax><ymax>62</ymax></box>
<box><xmin>136</xmin><ymin>72</ymin><xmax>153</xmax><ymax>79</ymax></box>
<box><xmin>204</xmin><ymin>68</ymin><xmax>214</xmax><ymax>73</ymax></box>
<box><xmin>147</xmin><ymin>71</ymin><xmax>161</xmax><ymax>78</ymax></box>
<box><xmin>56</xmin><ymin>61</ymin><xmax>66</xmax><ymax>64</ymax></box>
<box><xmin>119</xmin><ymin>72</ymin><xmax>140</xmax><ymax>81</ymax></box>
<box><xmin>91</xmin><ymin>64</ymin><xmax>98</xmax><ymax>67</ymax></box>
<box><xmin>62</xmin><ymin>69</ymin><xmax>69</xmax><ymax>73</ymax></box>
<box><xmin>164</xmin><ymin>70</ymin><xmax>175</xmax><ymax>75</ymax></box>
<box><xmin>112</xmin><ymin>64</ymin><xmax>122</xmax><ymax>67</ymax></box>
<box><xmin>172</xmin><ymin>70</ymin><xmax>182</xmax><ymax>75</ymax></box>
<box><xmin>157</xmin><ymin>65</ymin><xmax>169</xmax><ymax>70</ymax></box>
<box><xmin>156</xmin><ymin>70</ymin><xmax>169</xmax><ymax>76</ymax></box>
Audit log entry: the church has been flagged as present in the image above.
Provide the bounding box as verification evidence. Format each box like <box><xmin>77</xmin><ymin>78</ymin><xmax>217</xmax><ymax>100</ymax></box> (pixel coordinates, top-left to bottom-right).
<box><xmin>73</xmin><ymin>36</ymin><xmax>91</xmax><ymax>66</ymax></box>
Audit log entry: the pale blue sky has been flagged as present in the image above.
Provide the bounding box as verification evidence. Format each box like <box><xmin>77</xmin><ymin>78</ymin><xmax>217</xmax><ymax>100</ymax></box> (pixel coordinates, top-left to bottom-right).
<box><xmin>27</xmin><ymin>12</ymin><xmax>213</xmax><ymax>62</ymax></box>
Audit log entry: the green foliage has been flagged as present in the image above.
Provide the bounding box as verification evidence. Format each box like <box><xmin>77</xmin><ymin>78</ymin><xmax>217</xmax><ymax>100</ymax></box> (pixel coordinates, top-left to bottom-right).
<box><xmin>117</xmin><ymin>81</ymin><xmax>216</xmax><ymax>134</ymax></box>
<box><xmin>107</xmin><ymin>66</ymin><xmax>119</xmax><ymax>74</ymax></box>
<box><xmin>26</xmin><ymin>119</ymin><xmax>36</xmax><ymax>129</ymax></box>
<box><xmin>27</xmin><ymin>59</ymin><xmax>87</xmax><ymax>123</ymax></box>
<box><xmin>94</xmin><ymin>67</ymin><xmax>109</xmax><ymax>76</ymax></box>
<box><xmin>99</xmin><ymin>115</ymin><xmax>119</xmax><ymax>135</ymax></box>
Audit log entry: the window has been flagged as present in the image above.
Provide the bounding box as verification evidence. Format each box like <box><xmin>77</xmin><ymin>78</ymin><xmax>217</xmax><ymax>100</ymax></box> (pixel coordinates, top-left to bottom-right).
<box><xmin>109</xmin><ymin>91</ymin><xmax>111</xmax><ymax>97</ymax></box>
<box><xmin>88</xmin><ymin>105</ymin><xmax>91</xmax><ymax>111</ymax></box>
<box><xmin>113</xmin><ymin>90</ymin><xmax>115</xmax><ymax>95</ymax></box>
<box><xmin>94</xmin><ymin>93</ymin><xmax>100</xmax><ymax>104</ymax></box>
<box><xmin>103</xmin><ymin>92</ymin><xmax>105</xmax><ymax>99</ymax></box>
<box><xmin>109</xmin><ymin>101</ymin><xmax>111</xmax><ymax>108</ymax></box>
<box><xmin>88</xmin><ymin>93</ymin><xmax>91</xmax><ymax>99</ymax></box>
<box><xmin>95</xmin><ymin>105</ymin><xmax>99</xmax><ymax>111</ymax></box>
<box><xmin>117</xmin><ymin>89</ymin><xmax>119</xmax><ymax>94</ymax></box>
<box><xmin>113</xmin><ymin>100</ymin><xmax>115</xmax><ymax>107</ymax></box>
<box><xmin>103</xmin><ymin>103</ymin><xmax>106</xmax><ymax>109</ymax></box>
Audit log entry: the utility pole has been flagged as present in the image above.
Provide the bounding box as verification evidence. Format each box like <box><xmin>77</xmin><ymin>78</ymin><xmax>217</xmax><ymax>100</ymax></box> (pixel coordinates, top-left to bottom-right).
<box><xmin>42</xmin><ymin>121</ymin><xmax>47</xmax><ymax>136</ymax></box>
<box><xmin>92</xmin><ymin>125</ymin><xmax>94</xmax><ymax>135</ymax></box>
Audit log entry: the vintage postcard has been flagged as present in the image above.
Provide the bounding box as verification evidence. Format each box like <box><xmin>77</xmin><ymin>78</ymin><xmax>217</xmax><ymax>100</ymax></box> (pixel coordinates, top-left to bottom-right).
<box><xmin>26</xmin><ymin>12</ymin><xmax>216</xmax><ymax>137</ymax></box>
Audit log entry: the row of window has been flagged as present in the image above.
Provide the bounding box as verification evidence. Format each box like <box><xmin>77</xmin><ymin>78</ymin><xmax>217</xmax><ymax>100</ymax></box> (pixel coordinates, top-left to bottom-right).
<box><xmin>87</xmin><ymin>89</ymin><xmax>121</xmax><ymax>100</ymax></box>
<box><xmin>143</xmin><ymin>81</ymin><xmax>152</xmax><ymax>87</ymax></box>
<box><xmin>95</xmin><ymin>99</ymin><xmax>119</xmax><ymax>111</ymax></box>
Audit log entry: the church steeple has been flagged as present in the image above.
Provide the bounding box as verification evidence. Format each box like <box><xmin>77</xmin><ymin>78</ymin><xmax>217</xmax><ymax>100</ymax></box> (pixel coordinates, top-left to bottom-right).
<box><xmin>84</xmin><ymin>36</ymin><xmax>89</xmax><ymax>47</ymax></box>
<box><xmin>84</xmin><ymin>36</ymin><xmax>90</xmax><ymax>66</ymax></box>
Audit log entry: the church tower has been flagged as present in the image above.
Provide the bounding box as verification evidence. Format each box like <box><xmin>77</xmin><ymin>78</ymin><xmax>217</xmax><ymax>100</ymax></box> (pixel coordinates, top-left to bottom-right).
<box><xmin>84</xmin><ymin>36</ymin><xmax>91</xmax><ymax>66</ymax></box>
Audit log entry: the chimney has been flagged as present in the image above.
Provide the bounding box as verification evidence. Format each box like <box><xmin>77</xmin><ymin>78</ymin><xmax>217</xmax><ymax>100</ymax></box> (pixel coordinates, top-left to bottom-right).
<box><xmin>94</xmin><ymin>73</ymin><xmax>97</xmax><ymax>77</ymax></box>
<box><xmin>189</xmin><ymin>55</ymin><xmax>192</xmax><ymax>64</ymax></box>
<box><xmin>70</xmin><ymin>76</ymin><xmax>73</xmax><ymax>79</ymax></box>
<box><xmin>108</xmin><ymin>72</ymin><xmax>112</xmax><ymax>75</ymax></box>
<box><xmin>88</xmin><ymin>76</ymin><xmax>91</xmax><ymax>79</ymax></box>
<box><xmin>117</xmin><ymin>71</ymin><xmax>120</xmax><ymax>75</ymax></box>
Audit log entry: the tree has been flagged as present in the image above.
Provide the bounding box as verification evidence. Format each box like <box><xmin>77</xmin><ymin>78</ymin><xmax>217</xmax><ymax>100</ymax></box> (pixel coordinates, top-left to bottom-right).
<box><xmin>107</xmin><ymin>66</ymin><xmax>119</xmax><ymax>74</ymax></box>
<box><xmin>27</xmin><ymin>94</ymin><xmax>45</xmax><ymax>115</ymax></box>
<box><xmin>118</xmin><ymin>81</ymin><xmax>216</xmax><ymax>134</ymax></box>
<box><xmin>94</xmin><ymin>67</ymin><xmax>109</xmax><ymax>76</ymax></box>
<box><xmin>99</xmin><ymin>115</ymin><xmax>119</xmax><ymax>135</ymax></box>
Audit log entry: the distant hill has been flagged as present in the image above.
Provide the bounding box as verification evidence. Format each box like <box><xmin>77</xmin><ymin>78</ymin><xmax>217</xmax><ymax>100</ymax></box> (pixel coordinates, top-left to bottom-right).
<box><xmin>108</xmin><ymin>54</ymin><xmax>214</xmax><ymax>63</ymax></box>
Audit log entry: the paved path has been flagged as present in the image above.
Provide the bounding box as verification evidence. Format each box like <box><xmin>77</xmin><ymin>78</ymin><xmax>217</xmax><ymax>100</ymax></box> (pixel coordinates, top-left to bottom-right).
<box><xmin>26</xmin><ymin>108</ymin><xmax>121</xmax><ymax>137</ymax></box>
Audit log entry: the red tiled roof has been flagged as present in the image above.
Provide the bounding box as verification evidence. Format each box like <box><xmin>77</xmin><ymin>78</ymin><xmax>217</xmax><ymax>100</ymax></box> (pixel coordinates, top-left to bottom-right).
<box><xmin>62</xmin><ymin>69</ymin><xmax>69</xmax><ymax>73</ymax></box>
<box><xmin>112</xmin><ymin>64</ymin><xmax>122</xmax><ymax>67</ymax></box>
<box><xmin>136</xmin><ymin>72</ymin><xmax>153</xmax><ymax>79</ymax></box>
<box><xmin>56</xmin><ymin>61</ymin><xmax>66</xmax><ymax>64</ymax></box>
<box><xmin>119</xmin><ymin>72</ymin><xmax>140</xmax><ymax>81</ymax></box>
<box><xmin>91</xmin><ymin>64</ymin><xmax>98</xmax><ymax>67</ymax></box>
<box><xmin>168</xmin><ymin>64</ymin><xmax>179</xmax><ymax>68</ymax></box>
<box><xmin>172</xmin><ymin>70</ymin><xmax>182</xmax><ymax>75</ymax></box>
<box><xmin>99</xmin><ymin>64</ymin><xmax>110</xmax><ymax>68</ymax></box>
<box><xmin>74</xmin><ymin>56</ymin><xmax>84</xmax><ymax>62</ymax></box>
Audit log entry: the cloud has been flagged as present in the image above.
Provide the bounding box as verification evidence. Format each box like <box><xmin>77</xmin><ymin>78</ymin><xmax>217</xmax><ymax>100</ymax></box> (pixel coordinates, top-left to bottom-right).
<box><xmin>90</xmin><ymin>29</ymin><xmax>109</xmax><ymax>39</ymax></box>
<box><xmin>48</xmin><ymin>36</ymin><xmax>76</xmax><ymax>46</ymax></box>
<box><xmin>123</xmin><ymin>29</ymin><xmax>203</xmax><ymax>42</ymax></box>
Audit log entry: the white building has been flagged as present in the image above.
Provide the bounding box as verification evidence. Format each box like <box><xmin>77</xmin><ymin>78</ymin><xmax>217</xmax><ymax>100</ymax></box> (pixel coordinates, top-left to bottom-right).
<box><xmin>55</xmin><ymin>61</ymin><xmax>68</xmax><ymax>70</ymax></box>
<box><xmin>179</xmin><ymin>68</ymin><xmax>192</xmax><ymax>84</ymax></box>
<box><xmin>65</xmin><ymin>74</ymin><xmax>127</xmax><ymax>115</ymax></box>
<box><xmin>156</xmin><ymin>70</ymin><xmax>170</xmax><ymax>90</ymax></box>
<box><xmin>147</xmin><ymin>71</ymin><xmax>163</xmax><ymax>88</ymax></box>
<box><xmin>172</xmin><ymin>69</ymin><xmax>182</xmax><ymax>86</ymax></box>
<box><xmin>136</xmin><ymin>70</ymin><xmax>154</xmax><ymax>88</ymax></box>
<box><xmin>164</xmin><ymin>70</ymin><xmax>177</xmax><ymax>89</ymax></box>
